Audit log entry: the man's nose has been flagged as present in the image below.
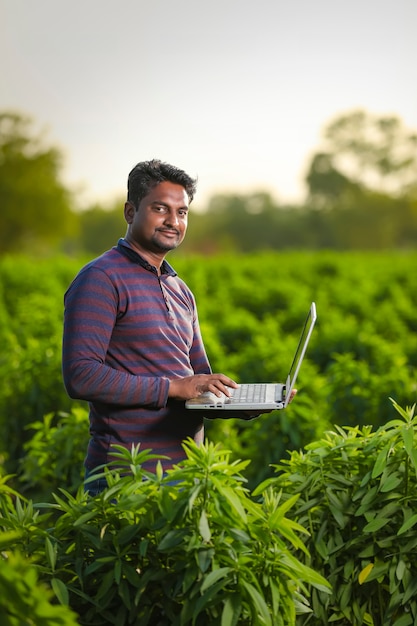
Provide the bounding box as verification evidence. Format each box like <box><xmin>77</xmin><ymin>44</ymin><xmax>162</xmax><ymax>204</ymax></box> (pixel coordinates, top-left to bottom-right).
<box><xmin>165</xmin><ymin>211</ymin><xmax>179</xmax><ymax>226</ymax></box>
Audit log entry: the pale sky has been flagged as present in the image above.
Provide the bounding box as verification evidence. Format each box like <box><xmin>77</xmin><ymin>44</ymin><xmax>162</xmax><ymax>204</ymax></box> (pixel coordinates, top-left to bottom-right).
<box><xmin>1</xmin><ymin>0</ymin><xmax>416</xmax><ymax>209</ymax></box>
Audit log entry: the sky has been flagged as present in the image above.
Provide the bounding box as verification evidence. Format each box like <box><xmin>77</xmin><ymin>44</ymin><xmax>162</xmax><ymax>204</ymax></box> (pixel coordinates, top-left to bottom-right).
<box><xmin>1</xmin><ymin>0</ymin><xmax>416</xmax><ymax>210</ymax></box>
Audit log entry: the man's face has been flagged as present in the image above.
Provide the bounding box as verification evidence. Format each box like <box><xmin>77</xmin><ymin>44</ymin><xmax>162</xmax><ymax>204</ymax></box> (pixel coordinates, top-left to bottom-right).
<box><xmin>125</xmin><ymin>181</ymin><xmax>189</xmax><ymax>253</ymax></box>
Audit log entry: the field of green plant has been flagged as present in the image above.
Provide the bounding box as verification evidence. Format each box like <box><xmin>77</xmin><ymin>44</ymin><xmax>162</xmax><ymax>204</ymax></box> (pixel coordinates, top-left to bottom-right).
<box><xmin>1</xmin><ymin>250</ymin><xmax>417</xmax><ymax>625</ymax></box>
<box><xmin>2</xmin><ymin>250</ymin><xmax>416</xmax><ymax>484</ymax></box>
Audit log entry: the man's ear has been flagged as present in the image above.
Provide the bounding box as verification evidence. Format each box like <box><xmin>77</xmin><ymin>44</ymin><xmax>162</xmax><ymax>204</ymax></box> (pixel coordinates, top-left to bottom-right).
<box><xmin>124</xmin><ymin>201</ymin><xmax>135</xmax><ymax>224</ymax></box>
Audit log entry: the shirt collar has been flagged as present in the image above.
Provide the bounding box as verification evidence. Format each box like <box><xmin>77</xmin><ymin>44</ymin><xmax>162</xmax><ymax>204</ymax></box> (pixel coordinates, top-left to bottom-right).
<box><xmin>116</xmin><ymin>239</ymin><xmax>177</xmax><ymax>276</ymax></box>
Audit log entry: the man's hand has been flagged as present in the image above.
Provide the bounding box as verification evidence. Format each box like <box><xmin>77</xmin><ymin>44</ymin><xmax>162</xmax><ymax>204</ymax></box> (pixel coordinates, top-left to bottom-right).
<box><xmin>168</xmin><ymin>373</ymin><xmax>238</xmax><ymax>401</ymax></box>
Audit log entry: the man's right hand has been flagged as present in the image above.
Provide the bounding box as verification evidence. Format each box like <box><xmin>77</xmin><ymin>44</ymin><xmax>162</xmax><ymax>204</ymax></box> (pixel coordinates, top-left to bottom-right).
<box><xmin>168</xmin><ymin>373</ymin><xmax>238</xmax><ymax>401</ymax></box>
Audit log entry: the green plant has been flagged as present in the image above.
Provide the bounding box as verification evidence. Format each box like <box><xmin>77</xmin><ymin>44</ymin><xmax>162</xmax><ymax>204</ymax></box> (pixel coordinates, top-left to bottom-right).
<box><xmin>0</xmin><ymin>475</ymin><xmax>78</xmax><ymax>625</ymax></box>
<box><xmin>4</xmin><ymin>441</ymin><xmax>329</xmax><ymax>625</ymax></box>
<box><xmin>0</xmin><ymin>549</ymin><xmax>79</xmax><ymax>626</ymax></box>
<box><xmin>2</xmin><ymin>250</ymin><xmax>417</xmax><ymax>486</ymax></box>
<box><xmin>262</xmin><ymin>399</ymin><xmax>417</xmax><ymax>625</ymax></box>
<box><xmin>20</xmin><ymin>408</ymin><xmax>89</xmax><ymax>497</ymax></box>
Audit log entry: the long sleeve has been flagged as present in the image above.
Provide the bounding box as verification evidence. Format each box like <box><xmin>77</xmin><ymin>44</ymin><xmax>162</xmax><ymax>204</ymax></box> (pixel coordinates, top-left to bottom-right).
<box><xmin>63</xmin><ymin>265</ymin><xmax>170</xmax><ymax>408</ymax></box>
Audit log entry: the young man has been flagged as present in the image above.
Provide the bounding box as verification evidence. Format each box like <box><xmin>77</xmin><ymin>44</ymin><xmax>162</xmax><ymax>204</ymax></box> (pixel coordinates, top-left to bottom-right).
<box><xmin>62</xmin><ymin>159</ymin><xmax>239</xmax><ymax>491</ymax></box>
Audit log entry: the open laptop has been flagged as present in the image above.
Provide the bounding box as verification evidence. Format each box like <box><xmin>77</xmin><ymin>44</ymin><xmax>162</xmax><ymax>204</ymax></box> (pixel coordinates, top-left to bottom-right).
<box><xmin>185</xmin><ymin>302</ymin><xmax>317</xmax><ymax>411</ymax></box>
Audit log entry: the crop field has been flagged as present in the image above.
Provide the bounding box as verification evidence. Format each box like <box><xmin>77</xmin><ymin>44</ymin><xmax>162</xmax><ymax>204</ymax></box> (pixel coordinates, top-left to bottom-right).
<box><xmin>0</xmin><ymin>250</ymin><xmax>416</xmax><ymax>485</ymax></box>
<box><xmin>1</xmin><ymin>250</ymin><xmax>417</xmax><ymax>625</ymax></box>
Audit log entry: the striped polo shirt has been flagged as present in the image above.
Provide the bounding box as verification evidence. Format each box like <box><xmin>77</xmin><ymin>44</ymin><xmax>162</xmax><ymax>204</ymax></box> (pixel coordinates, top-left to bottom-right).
<box><xmin>62</xmin><ymin>239</ymin><xmax>211</xmax><ymax>473</ymax></box>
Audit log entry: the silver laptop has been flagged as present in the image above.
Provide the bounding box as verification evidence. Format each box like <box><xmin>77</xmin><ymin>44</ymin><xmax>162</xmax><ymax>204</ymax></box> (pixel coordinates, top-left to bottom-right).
<box><xmin>185</xmin><ymin>302</ymin><xmax>317</xmax><ymax>411</ymax></box>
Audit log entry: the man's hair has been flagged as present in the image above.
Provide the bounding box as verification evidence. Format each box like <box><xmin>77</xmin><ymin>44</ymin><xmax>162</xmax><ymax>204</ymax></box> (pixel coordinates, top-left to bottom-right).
<box><xmin>127</xmin><ymin>159</ymin><xmax>197</xmax><ymax>207</ymax></box>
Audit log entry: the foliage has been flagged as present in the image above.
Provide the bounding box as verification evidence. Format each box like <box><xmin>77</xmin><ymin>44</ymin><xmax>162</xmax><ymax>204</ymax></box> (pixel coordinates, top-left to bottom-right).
<box><xmin>307</xmin><ymin>110</ymin><xmax>417</xmax><ymax>195</ymax></box>
<box><xmin>300</xmin><ymin>110</ymin><xmax>417</xmax><ymax>250</ymax></box>
<box><xmin>20</xmin><ymin>408</ymin><xmax>89</xmax><ymax>497</ymax></box>
<box><xmin>1</xmin><ymin>108</ymin><xmax>417</xmax><ymax>254</ymax></box>
<box><xmin>0</xmin><ymin>551</ymin><xmax>79</xmax><ymax>626</ymax></box>
<box><xmin>2</xmin><ymin>441</ymin><xmax>329</xmax><ymax>625</ymax></box>
<box><xmin>0</xmin><ymin>255</ymin><xmax>79</xmax><ymax>472</ymax></box>
<box><xmin>1</xmin><ymin>250</ymin><xmax>417</xmax><ymax>491</ymax></box>
<box><xmin>0</xmin><ymin>111</ymin><xmax>77</xmax><ymax>254</ymax></box>
<box><xmin>0</xmin><ymin>473</ymin><xmax>79</xmax><ymax>624</ymax></box>
<box><xmin>259</xmin><ymin>399</ymin><xmax>417</xmax><ymax>625</ymax></box>
<box><xmin>76</xmin><ymin>199</ymin><xmax>126</xmax><ymax>255</ymax></box>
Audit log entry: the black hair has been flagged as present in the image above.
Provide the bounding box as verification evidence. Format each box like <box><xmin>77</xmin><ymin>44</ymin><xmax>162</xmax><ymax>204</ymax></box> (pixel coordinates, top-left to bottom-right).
<box><xmin>127</xmin><ymin>159</ymin><xmax>197</xmax><ymax>207</ymax></box>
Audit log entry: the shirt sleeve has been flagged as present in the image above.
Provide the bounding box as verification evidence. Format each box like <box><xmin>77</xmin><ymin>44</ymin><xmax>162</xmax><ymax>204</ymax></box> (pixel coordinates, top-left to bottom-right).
<box><xmin>62</xmin><ymin>266</ymin><xmax>170</xmax><ymax>408</ymax></box>
<box><xmin>185</xmin><ymin>288</ymin><xmax>212</xmax><ymax>376</ymax></box>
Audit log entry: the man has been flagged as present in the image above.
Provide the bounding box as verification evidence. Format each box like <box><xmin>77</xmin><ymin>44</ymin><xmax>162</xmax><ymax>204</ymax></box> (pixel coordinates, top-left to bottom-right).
<box><xmin>62</xmin><ymin>159</ymin><xmax>241</xmax><ymax>491</ymax></box>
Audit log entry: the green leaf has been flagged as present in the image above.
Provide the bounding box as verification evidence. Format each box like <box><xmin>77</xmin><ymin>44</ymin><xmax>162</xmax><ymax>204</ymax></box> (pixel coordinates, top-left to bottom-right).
<box><xmin>355</xmin><ymin>485</ymin><xmax>378</xmax><ymax>515</ymax></box>
<box><xmin>271</xmin><ymin>493</ymin><xmax>300</xmax><ymax>519</ymax></box>
<box><xmin>410</xmin><ymin>449</ymin><xmax>417</xmax><ymax>477</ymax></box>
<box><xmin>363</xmin><ymin>517</ymin><xmax>390</xmax><ymax>532</ymax></box>
<box><xmin>221</xmin><ymin>594</ymin><xmax>241</xmax><ymax>626</ymax></box>
<box><xmin>329</xmin><ymin>504</ymin><xmax>348</xmax><ymax>529</ymax></box>
<box><xmin>123</xmin><ymin>563</ymin><xmax>141</xmax><ymax>588</ymax></box>
<box><xmin>192</xmin><ymin>578</ymin><xmax>233</xmax><ymax>623</ymax></box>
<box><xmin>392</xmin><ymin>614</ymin><xmax>413</xmax><ymax>626</ymax></box>
<box><xmin>96</xmin><ymin>569</ymin><xmax>116</xmax><ymax>602</ymax></box>
<box><xmin>358</xmin><ymin>543</ymin><xmax>376</xmax><ymax>558</ymax></box>
<box><xmin>371</xmin><ymin>444</ymin><xmax>390</xmax><ymax>478</ymax></box>
<box><xmin>241</xmin><ymin>579</ymin><xmax>272</xmax><ymax>626</ymax></box>
<box><xmin>268</xmin><ymin>578</ymin><xmax>281</xmax><ymax>616</ymax></box>
<box><xmin>45</xmin><ymin>537</ymin><xmax>56</xmax><ymax>571</ymax></box>
<box><xmin>401</xmin><ymin>426</ymin><xmax>414</xmax><ymax>454</ymax></box>
<box><xmin>396</xmin><ymin>559</ymin><xmax>406</xmax><ymax>581</ymax></box>
<box><xmin>157</xmin><ymin>528</ymin><xmax>187</xmax><ymax>551</ymax></box>
<box><xmin>51</xmin><ymin>577</ymin><xmax>69</xmax><ymax>605</ymax></box>
<box><xmin>228</xmin><ymin>528</ymin><xmax>250</xmax><ymax>543</ymax></box>
<box><xmin>117</xmin><ymin>523</ymin><xmax>141</xmax><ymax>545</ymax></box>
<box><xmin>188</xmin><ymin>484</ymin><xmax>202</xmax><ymax>513</ymax></box>
<box><xmin>114</xmin><ymin>558</ymin><xmax>121</xmax><ymax>584</ymax></box>
<box><xmin>197</xmin><ymin>548</ymin><xmax>215</xmax><ymax>574</ymax></box>
<box><xmin>281</xmin><ymin>553</ymin><xmax>331</xmax><ymax>593</ymax></box>
<box><xmin>339</xmin><ymin>581</ymin><xmax>352</xmax><ymax>610</ymax></box>
<box><xmin>199</xmin><ymin>509</ymin><xmax>211</xmax><ymax>542</ymax></box>
<box><xmin>73</xmin><ymin>510</ymin><xmax>97</xmax><ymax>526</ymax></box>
<box><xmin>402</xmin><ymin>577</ymin><xmax>417</xmax><ymax>604</ymax></box>
<box><xmin>200</xmin><ymin>567</ymin><xmax>232</xmax><ymax>593</ymax></box>
<box><xmin>118</xmin><ymin>578</ymin><xmax>132</xmax><ymax>611</ymax></box>
<box><xmin>211</xmin><ymin>477</ymin><xmax>248</xmax><ymax>522</ymax></box>
<box><xmin>397</xmin><ymin>512</ymin><xmax>417</xmax><ymax>535</ymax></box>
<box><xmin>156</xmin><ymin>459</ymin><xmax>163</xmax><ymax>481</ymax></box>
<box><xmin>379</xmin><ymin>472</ymin><xmax>402</xmax><ymax>493</ymax></box>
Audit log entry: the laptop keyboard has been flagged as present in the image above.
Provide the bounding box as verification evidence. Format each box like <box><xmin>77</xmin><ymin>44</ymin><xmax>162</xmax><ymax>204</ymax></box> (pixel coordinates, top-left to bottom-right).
<box><xmin>228</xmin><ymin>384</ymin><xmax>267</xmax><ymax>403</ymax></box>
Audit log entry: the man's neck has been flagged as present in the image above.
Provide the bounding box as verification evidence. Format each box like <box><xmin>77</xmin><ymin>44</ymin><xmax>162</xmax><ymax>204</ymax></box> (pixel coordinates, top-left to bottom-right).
<box><xmin>124</xmin><ymin>237</ymin><xmax>166</xmax><ymax>275</ymax></box>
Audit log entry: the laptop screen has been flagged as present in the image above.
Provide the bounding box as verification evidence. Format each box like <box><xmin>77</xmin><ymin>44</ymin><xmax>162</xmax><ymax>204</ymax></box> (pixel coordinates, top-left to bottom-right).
<box><xmin>284</xmin><ymin>302</ymin><xmax>317</xmax><ymax>405</ymax></box>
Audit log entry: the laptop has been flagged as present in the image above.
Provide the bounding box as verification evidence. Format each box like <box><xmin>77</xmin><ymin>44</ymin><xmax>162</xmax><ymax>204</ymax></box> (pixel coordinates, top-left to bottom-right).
<box><xmin>185</xmin><ymin>302</ymin><xmax>317</xmax><ymax>411</ymax></box>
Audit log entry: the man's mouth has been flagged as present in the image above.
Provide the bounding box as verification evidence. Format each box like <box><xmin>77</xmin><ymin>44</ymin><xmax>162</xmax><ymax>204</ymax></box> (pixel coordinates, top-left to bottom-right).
<box><xmin>157</xmin><ymin>229</ymin><xmax>179</xmax><ymax>237</ymax></box>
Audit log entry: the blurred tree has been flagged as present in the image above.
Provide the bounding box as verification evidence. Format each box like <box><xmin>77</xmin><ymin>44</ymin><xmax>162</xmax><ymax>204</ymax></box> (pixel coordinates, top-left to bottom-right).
<box><xmin>305</xmin><ymin>110</ymin><xmax>417</xmax><ymax>206</ymax></box>
<box><xmin>304</xmin><ymin>110</ymin><xmax>417</xmax><ymax>249</ymax></box>
<box><xmin>0</xmin><ymin>111</ymin><xmax>77</xmax><ymax>254</ymax></box>
<box><xmin>305</xmin><ymin>152</ymin><xmax>363</xmax><ymax>209</ymax></box>
<box><xmin>77</xmin><ymin>198</ymin><xmax>126</xmax><ymax>255</ymax></box>
<box><xmin>180</xmin><ymin>192</ymin><xmax>311</xmax><ymax>254</ymax></box>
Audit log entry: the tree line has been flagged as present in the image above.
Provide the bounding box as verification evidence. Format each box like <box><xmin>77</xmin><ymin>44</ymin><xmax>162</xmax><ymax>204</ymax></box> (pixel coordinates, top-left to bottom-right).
<box><xmin>1</xmin><ymin>109</ymin><xmax>416</xmax><ymax>256</ymax></box>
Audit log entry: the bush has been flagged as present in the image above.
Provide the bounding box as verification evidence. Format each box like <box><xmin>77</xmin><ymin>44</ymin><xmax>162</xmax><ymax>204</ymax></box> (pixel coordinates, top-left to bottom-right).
<box><xmin>20</xmin><ymin>408</ymin><xmax>89</xmax><ymax>498</ymax></box>
<box><xmin>0</xmin><ymin>550</ymin><xmax>79</xmax><ymax>626</ymax></box>
<box><xmin>262</xmin><ymin>399</ymin><xmax>417</xmax><ymax>625</ymax></box>
<box><xmin>0</xmin><ymin>473</ymin><xmax>79</xmax><ymax>625</ymax></box>
<box><xmin>2</xmin><ymin>440</ymin><xmax>329</xmax><ymax>626</ymax></box>
<box><xmin>1</xmin><ymin>251</ymin><xmax>417</xmax><ymax>486</ymax></box>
